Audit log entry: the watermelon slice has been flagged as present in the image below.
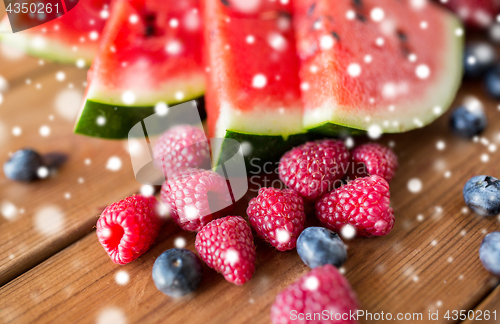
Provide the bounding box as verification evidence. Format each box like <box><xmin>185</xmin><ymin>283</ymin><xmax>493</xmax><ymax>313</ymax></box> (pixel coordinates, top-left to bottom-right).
<box><xmin>0</xmin><ymin>0</ymin><xmax>111</xmax><ymax>65</ymax></box>
<box><xmin>294</xmin><ymin>0</ymin><xmax>463</xmax><ymax>134</ymax></box>
<box><xmin>74</xmin><ymin>0</ymin><xmax>205</xmax><ymax>138</ymax></box>
<box><xmin>204</xmin><ymin>0</ymin><xmax>310</xmax><ymax>165</ymax></box>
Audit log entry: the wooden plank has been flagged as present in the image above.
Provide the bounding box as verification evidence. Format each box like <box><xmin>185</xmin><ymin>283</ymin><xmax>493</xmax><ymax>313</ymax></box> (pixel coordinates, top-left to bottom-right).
<box><xmin>1</xmin><ymin>79</ymin><xmax>500</xmax><ymax>323</ymax></box>
<box><xmin>0</xmin><ymin>63</ymin><xmax>146</xmax><ymax>286</ymax></box>
<box><xmin>462</xmin><ymin>285</ymin><xmax>500</xmax><ymax>323</ymax></box>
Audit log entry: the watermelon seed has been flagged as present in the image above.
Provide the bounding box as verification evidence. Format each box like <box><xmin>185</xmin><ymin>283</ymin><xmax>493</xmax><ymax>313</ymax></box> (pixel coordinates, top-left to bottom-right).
<box><xmin>220</xmin><ymin>0</ymin><xmax>230</xmax><ymax>7</ymax></box>
<box><xmin>396</xmin><ymin>30</ymin><xmax>408</xmax><ymax>42</ymax></box>
<box><xmin>355</xmin><ymin>13</ymin><xmax>367</xmax><ymax>22</ymax></box>
<box><xmin>145</xmin><ymin>25</ymin><xmax>155</xmax><ymax>37</ymax></box>
<box><xmin>352</xmin><ymin>0</ymin><xmax>363</xmax><ymax>8</ymax></box>
<box><xmin>307</xmin><ymin>3</ymin><xmax>316</xmax><ymax>16</ymax></box>
<box><xmin>331</xmin><ymin>31</ymin><xmax>340</xmax><ymax>41</ymax></box>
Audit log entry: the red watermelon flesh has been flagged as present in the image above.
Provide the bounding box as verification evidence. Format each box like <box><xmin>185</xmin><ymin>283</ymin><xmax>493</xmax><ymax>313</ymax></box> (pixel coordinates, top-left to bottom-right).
<box><xmin>0</xmin><ymin>0</ymin><xmax>111</xmax><ymax>65</ymax></box>
<box><xmin>204</xmin><ymin>0</ymin><xmax>304</xmax><ymax>145</ymax></box>
<box><xmin>443</xmin><ymin>0</ymin><xmax>500</xmax><ymax>29</ymax></box>
<box><xmin>83</xmin><ymin>0</ymin><xmax>204</xmax><ymax>107</ymax></box>
<box><xmin>294</xmin><ymin>0</ymin><xmax>463</xmax><ymax>134</ymax></box>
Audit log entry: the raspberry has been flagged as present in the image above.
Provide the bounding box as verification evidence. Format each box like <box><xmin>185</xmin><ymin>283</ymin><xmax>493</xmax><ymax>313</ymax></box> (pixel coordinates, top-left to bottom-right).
<box><xmin>195</xmin><ymin>216</ymin><xmax>256</xmax><ymax>285</ymax></box>
<box><xmin>153</xmin><ymin>125</ymin><xmax>211</xmax><ymax>178</ymax></box>
<box><xmin>315</xmin><ymin>175</ymin><xmax>395</xmax><ymax>237</ymax></box>
<box><xmin>349</xmin><ymin>143</ymin><xmax>398</xmax><ymax>182</ymax></box>
<box><xmin>247</xmin><ymin>187</ymin><xmax>306</xmax><ymax>251</ymax></box>
<box><xmin>270</xmin><ymin>264</ymin><xmax>359</xmax><ymax>324</ymax></box>
<box><xmin>279</xmin><ymin>139</ymin><xmax>350</xmax><ymax>201</ymax></box>
<box><xmin>161</xmin><ymin>168</ymin><xmax>232</xmax><ymax>232</ymax></box>
<box><xmin>96</xmin><ymin>195</ymin><xmax>162</xmax><ymax>265</ymax></box>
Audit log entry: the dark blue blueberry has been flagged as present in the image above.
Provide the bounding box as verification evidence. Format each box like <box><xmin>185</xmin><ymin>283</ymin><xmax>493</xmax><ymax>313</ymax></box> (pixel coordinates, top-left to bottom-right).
<box><xmin>485</xmin><ymin>64</ymin><xmax>500</xmax><ymax>99</ymax></box>
<box><xmin>479</xmin><ymin>232</ymin><xmax>500</xmax><ymax>276</ymax></box>
<box><xmin>297</xmin><ymin>227</ymin><xmax>347</xmax><ymax>268</ymax></box>
<box><xmin>152</xmin><ymin>248</ymin><xmax>203</xmax><ymax>297</ymax></box>
<box><xmin>449</xmin><ymin>106</ymin><xmax>487</xmax><ymax>138</ymax></box>
<box><xmin>3</xmin><ymin>149</ymin><xmax>44</xmax><ymax>182</ymax></box>
<box><xmin>463</xmin><ymin>175</ymin><xmax>500</xmax><ymax>217</ymax></box>
<box><xmin>463</xmin><ymin>42</ymin><xmax>496</xmax><ymax>79</ymax></box>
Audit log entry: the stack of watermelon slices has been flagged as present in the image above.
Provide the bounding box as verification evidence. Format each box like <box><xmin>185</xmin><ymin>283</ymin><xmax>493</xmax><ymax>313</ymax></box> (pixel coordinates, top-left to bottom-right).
<box><xmin>0</xmin><ymin>0</ymin><xmax>463</xmax><ymax>164</ymax></box>
<box><xmin>205</xmin><ymin>0</ymin><xmax>462</xmax><ymax>164</ymax></box>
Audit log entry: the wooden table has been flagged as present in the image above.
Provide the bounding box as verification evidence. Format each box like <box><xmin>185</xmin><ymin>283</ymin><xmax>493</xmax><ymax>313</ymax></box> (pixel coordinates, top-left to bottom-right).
<box><xmin>0</xmin><ymin>11</ymin><xmax>499</xmax><ymax>324</ymax></box>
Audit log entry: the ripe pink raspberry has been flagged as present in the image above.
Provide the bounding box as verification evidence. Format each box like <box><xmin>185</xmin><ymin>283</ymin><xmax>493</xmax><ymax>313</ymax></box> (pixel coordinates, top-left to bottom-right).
<box><xmin>195</xmin><ymin>216</ymin><xmax>256</xmax><ymax>285</ymax></box>
<box><xmin>96</xmin><ymin>195</ymin><xmax>162</xmax><ymax>265</ymax></box>
<box><xmin>161</xmin><ymin>168</ymin><xmax>232</xmax><ymax>232</ymax></box>
<box><xmin>247</xmin><ymin>187</ymin><xmax>306</xmax><ymax>251</ymax></box>
<box><xmin>315</xmin><ymin>175</ymin><xmax>395</xmax><ymax>237</ymax></box>
<box><xmin>350</xmin><ymin>143</ymin><xmax>398</xmax><ymax>182</ymax></box>
<box><xmin>271</xmin><ymin>264</ymin><xmax>360</xmax><ymax>324</ymax></box>
<box><xmin>153</xmin><ymin>125</ymin><xmax>211</xmax><ymax>178</ymax></box>
<box><xmin>279</xmin><ymin>139</ymin><xmax>350</xmax><ymax>201</ymax></box>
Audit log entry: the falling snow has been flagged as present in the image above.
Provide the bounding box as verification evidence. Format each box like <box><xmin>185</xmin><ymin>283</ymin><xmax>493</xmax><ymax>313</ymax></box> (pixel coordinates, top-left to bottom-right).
<box><xmin>155</xmin><ymin>102</ymin><xmax>169</xmax><ymax>116</ymax></box>
<box><xmin>436</xmin><ymin>140</ymin><xmax>446</xmax><ymax>150</ymax></box>
<box><xmin>97</xmin><ymin>308</ymin><xmax>127</xmax><ymax>324</ymax></box>
<box><xmin>225</xmin><ymin>248</ymin><xmax>239</xmax><ymax>266</ymax></box>
<box><xmin>174</xmin><ymin>237</ymin><xmax>186</xmax><ymax>248</ymax></box>
<box><xmin>34</xmin><ymin>206</ymin><xmax>65</xmax><ymax>235</ymax></box>
<box><xmin>96</xmin><ymin>116</ymin><xmax>106</xmax><ymax>126</ymax></box>
<box><xmin>140</xmin><ymin>185</ymin><xmax>155</xmax><ymax>197</ymax></box>
<box><xmin>319</xmin><ymin>35</ymin><xmax>335</xmax><ymax>50</ymax></box>
<box><xmin>106</xmin><ymin>156</ymin><xmax>122</xmax><ymax>171</ymax></box>
<box><xmin>39</xmin><ymin>125</ymin><xmax>51</xmax><ymax>137</ymax></box>
<box><xmin>12</xmin><ymin>126</ymin><xmax>21</xmax><ymax>136</ymax></box>
<box><xmin>76</xmin><ymin>59</ymin><xmax>85</xmax><ymax>68</ymax></box>
<box><xmin>340</xmin><ymin>224</ymin><xmax>356</xmax><ymax>239</ymax></box>
<box><xmin>407</xmin><ymin>178</ymin><xmax>422</xmax><ymax>193</ymax></box>
<box><xmin>1</xmin><ymin>201</ymin><xmax>18</xmax><ymax>220</ymax></box>
<box><xmin>347</xmin><ymin>63</ymin><xmax>362</xmax><ymax>77</ymax></box>
<box><xmin>252</xmin><ymin>74</ymin><xmax>267</xmax><ymax>88</ymax></box>
<box><xmin>367</xmin><ymin>125</ymin><xmax>382</xmax><ymax>139</ymax></box>
<box><xmin>166</xmin><ymin>40</ymin><xmax>183</xmax><ymax>55</ymax></box>
<box><xmin>276</xmin><ymin>229</ymin><xmax>291</xmax><ymax>244</ymax></box>
<box><xmin>415</xmin><ymin>64</ymin><xmax>430</xmax><ymax>79</ymax></box>
<box><xmin>129</xmin><ymin>14</ymin><xmax>139</xmax><ymax>24</ymax></box>
<box><xmin>37</xmin><ymin>167</ymin><xmax>49</xmax><ymax>179</ymax></box>
<box><xmin>115</xmin><ymin>270</ymin><xmax>130</xmax><ymax>285</ymax></box>
<box><xmin>370</xmin><ymin>8</ymin><xmax>385</xmax><ymax>22</ymax></box>
<box><xmin>121</xmin><ymin>91</ymin><xmax>136</xmax><ymax>105</ymax></box>
<box><xmin>303</xmin><ymin>276</ymin><xmax>320</xmax><ymax>291</ymax></box>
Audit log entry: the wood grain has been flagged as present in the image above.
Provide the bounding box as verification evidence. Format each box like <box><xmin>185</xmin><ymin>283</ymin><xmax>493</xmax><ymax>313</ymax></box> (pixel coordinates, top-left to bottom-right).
<box><xmin>463</xmin><ymin>285</ymin><xmax>500</xmax><ymax>323</ymax></box>
<box><xmin>0</xmin><ymin>63</ymin><xmax>147</xmax><ymax>286</ymax></box>
<box><xmin>1</xmin><ymin>77</ymin><xmax>500</xmax><ymax>323</ymax></box>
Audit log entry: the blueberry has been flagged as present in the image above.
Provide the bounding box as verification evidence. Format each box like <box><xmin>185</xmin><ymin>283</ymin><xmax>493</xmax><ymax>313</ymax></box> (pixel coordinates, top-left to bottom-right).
<box><xmin>485</xmin><ymin>64</ymin><xmax>500</xmax><ymax>99</ymax></box>
<box><xmin>3</xmin><ymin>149</ymin><xmax>44</xmax><ymax>182</ymax></box>
<box><xmin>479</xmin><ymin>232</ymin><xmax>500</xmax><ymax>276</ymax></box>
<box><xmin>463</xmin><ymin>175</ymin><xmax>500</xmax><ymax>217</ymax></box>
<box><xmin>297</xmin><ymin>227</ymin><xmax>347</xmax><ymax>268</ymax></box>
<box><xmin>463</xmin><ymin>42</ymin><xmax>496</xmax><ymax>79</ymax></box>
<box><xmin>449</xmin><ymin>106</ymin><xmax>487</xmax><ymax>138</ymax></box>
<box><xmin>152</xmin><ymin>248</ymin><xmax>203</xmax><ymax>297</ymax></box>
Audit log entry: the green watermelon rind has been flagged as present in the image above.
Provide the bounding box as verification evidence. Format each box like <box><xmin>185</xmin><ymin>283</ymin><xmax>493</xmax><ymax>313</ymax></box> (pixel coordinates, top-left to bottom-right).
<box><xmin>74</xmin><ymin>84</ymin><xmax>205</xmax><ymax>139</ymax></box>
<box><xmin>304</xmin><ymin>15</ymin><xmax>464</xmax><ymax>135</ymax></box>
<box><xmin>215</xmin><ymin>130</ymin><xmax>321</xmax><ymax>171</ymax></box>
<box><xmin>74</xmin><ymin>100</ymin><xmax>157</xmax><ymax>139</ymax></box>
